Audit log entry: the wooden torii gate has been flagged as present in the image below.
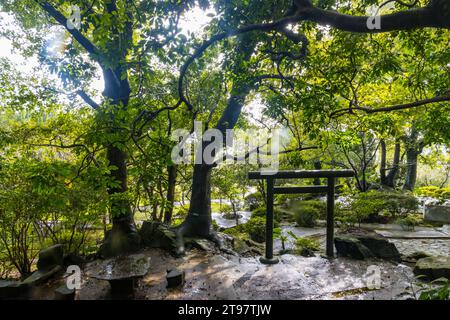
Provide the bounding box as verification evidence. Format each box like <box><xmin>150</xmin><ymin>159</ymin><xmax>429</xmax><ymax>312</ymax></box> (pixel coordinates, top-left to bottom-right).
<box><xmin>248</xmin><ymin>170</ymin><xmax>354</xmax><ymax>264</ymax></box>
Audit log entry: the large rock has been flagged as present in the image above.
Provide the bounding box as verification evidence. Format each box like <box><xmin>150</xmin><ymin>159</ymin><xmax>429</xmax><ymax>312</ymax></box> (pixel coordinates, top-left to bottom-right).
<box><xmin>424</xmin><ymin>205</ymin><xmax>450</xmax><ymax>223</ymax></box>
<box><xmin>139</xmin><ymin>221</ymin><xmax>178</xmax><ymax>253</ymax></box>
<box><xmin>356</xmin><ymin>235</ymin><xmax>401</xmax><ymax>262</ymax></box>
<box><xmin>63</xmin><ymin>253</ymin><xmax>86</xmax><ymax>267</ymax></box>
<box><xmin>334</xmin><ymin>237</ymin><xmax>374</xmax><ymax>260</ymax></box>
<box><xmin>37</xmin><ymin>244</ymin><xmax>64</xmax><ymax>271</ymax></box>
<box><xmin>99</xmin><ymin>228</ymin><xmax>141</xmax><ymax>259</ymax></box>
<box><xmin>402</xmin><ymin>251</ymin><xmax>431</xmax><ymax>263</ymax></box>
<box><xmin>414</xmin><ymin>256</ymin><xmax>450</xmax><ymax>281</ymax></box>
<box><xmin>0</xmin><ymin>280</ymin><xmax>28</xmax><ymax>299</ymax></box>
<box><xmin>21</xmin><ymin>265</ymin><xmax>62</xmax><ymax>286</ymax></box>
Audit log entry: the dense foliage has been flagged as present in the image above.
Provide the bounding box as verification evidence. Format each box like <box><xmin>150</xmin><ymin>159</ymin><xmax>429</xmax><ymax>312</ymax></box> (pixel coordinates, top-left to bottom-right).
<box><xmin>1</xmin><ymin>0</ymin><xmax>450</xmax><ymax>281</ymax></box>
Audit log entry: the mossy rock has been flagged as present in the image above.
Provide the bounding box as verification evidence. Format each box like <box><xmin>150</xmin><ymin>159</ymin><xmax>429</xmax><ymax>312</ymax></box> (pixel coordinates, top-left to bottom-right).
<box><xmin>334</xmin><ymin>237</ymin><xmax>374</xmax><ymax>260</ymax></box>
<box><xmin>37</xmin><ymin>244</ymin><xmax>64</xmax><ymax>271</ymax></box>
<box><xmin>139</xmin><ymin>221</ymin><xmax>178</xmax><ymax>254</ymax></box>
<box><xmin>414</xmin><ymin>256</ymin><xmax>450</xmax><ymax>281</ymax></box>
<box><xmin>355</xmin><ymin>235</ymin><xmax>401</xmax><ymax>262</ymax></box>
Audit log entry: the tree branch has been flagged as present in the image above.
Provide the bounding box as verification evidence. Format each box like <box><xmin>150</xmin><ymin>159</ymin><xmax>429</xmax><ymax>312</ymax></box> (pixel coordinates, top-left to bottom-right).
<box><xmin>76</xmin><ymin>89</ymin><xmax>100</xmax><ymax>110</ymax></box>
<box><xmin>36</xmin><ymin>1</ymin><xmax>102</xmax><ymax>59</ymax></box>
<box><xmin>177</xmin><ymin>1</ymin><xmax>450</xmax><ymax>111</ymax></box>
<box><xmin>330</xmin><ymin>94</ymin><xmax>450</xmax><ymax>118</ymax></box>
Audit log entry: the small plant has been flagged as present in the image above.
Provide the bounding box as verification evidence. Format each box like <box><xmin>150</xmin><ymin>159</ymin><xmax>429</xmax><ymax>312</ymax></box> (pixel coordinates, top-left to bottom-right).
<box><xmin>251</xmin><ymin>206</ymin><xmax>282</xmax><ymax>222</ymax></box>
<box><xmin>244</xmin><ymin>192</ymin><xmax>264</xmax><ymax>211</ymax></box>
<box><xmin>287</xmin><ymin>231</ymin><xmax>320</xmax><ymax>257</ymax></box>
<box><xmin>251</xmin><ymin>206</ymin><xmax>266</xmax><ymax>218</ymax></box>
<box><xmin>219</xmin><ymin>204</ymin><xmax>234</xmax><ymax>215</ymax></box>
<box><xmin>292</xmin><ymin>201</ymin><xmax>325</xmax><ymax>228</ymax></box>
<box><xmin>212</xmin><ymin>219</ymin><xmax>220</xmax><ymax>231</ymax></box>
<box><xmin>244</xmin><ymin>216</ymin><xmax>279</xmax><ymax>243</ymax></box>
<box><xmin>274</xmin><ymin>229</ymin><xmax>288</xmax><ymax>251</ymax></box>
<box><xmin>417</xmin><ymin>278</ymin><xmax>450</xmax><ymax>300</ymax></box>
<box><xmin>396</xmin><ymin>214</ymin><xmax>422</xmax><ymax>231</ymax></box>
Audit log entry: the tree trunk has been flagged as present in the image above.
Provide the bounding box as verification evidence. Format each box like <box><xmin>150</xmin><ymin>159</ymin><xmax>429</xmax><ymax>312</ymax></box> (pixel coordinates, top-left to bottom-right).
<box><xmin>164</xmin><ymin>165</ymin><xmax>177</xmax><ymax>224</ymax></box>
<box><xmin>100</xmin><ymin>108</ymin><xmax>140</xmax><ymax>257</ymax></box>
<box><xmin>403</xmin><ymin>125</ymin><xmax>423</xmax><ymax>191</ymax></box>
<box><xmin>385</xmin><ymin>141</ymin><xmax>401</xmax><ymax>188</ymax></box>
<box><xmin>403</xmin><ymin>148</ymin><xmax>420</xmax><ymax>191</ymax></box>
<box><xmin>380</xmin><ymin>139</ymin><xmax>388</xmax><ymax>185</ymax></box>
<box><xmin>178</xmin><ymin>35</ymin><xmax>256</xmax><ymax>241</ymax></box>
<box><xmin>179</xmin><ymin>162</ymin><xmax>213</xmax><ymax>237</ymax></box>
<box><xmin>99</xmin><ymin>1</ymin><xmax>140</xmax><ymax>257</ymax></box>
<box><xmin>313</xmin><ymin>160</ymin><xmax>322</xmax><ymax>185</ymax></box>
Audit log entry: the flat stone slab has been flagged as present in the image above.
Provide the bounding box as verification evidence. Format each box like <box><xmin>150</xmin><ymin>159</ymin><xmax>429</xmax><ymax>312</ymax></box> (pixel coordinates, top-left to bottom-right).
<box><xmin>21</xmin><ymin>265</ymin><xmax>62</xmax><ymax>286</ymax></box>
<box><xmin>86</xmin><ymin>253</ymin><xmax>151</xmax><ymax>281</ymax></box>
<box><xmin>361</xmin><ymin>223</ymin><xmax>440</xmax><ymax>232</ymax></box>
<box><xmin>375</xmin><ymin>229</ymin><xmax>450</xmax><ymax>239</ymax></box>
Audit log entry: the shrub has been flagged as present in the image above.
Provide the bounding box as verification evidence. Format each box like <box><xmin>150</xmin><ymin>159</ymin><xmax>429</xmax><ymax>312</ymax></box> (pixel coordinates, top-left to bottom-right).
<box><xmin>219</xmin><ymin>204</ymin><xmax>233</xmax><ymax>214</ymax></box>
<box><xmin>335</xmin><ymin>203</ymin><xmax>360</xmax><ymax>228</ymax></box>
<box><xmin>212</xmin><ymin>219</ymin><xmax>219</xmax><ymax>231</ymax></box>
<box><xmin>275</xmin><ymin>193</ymin><xmax>302</xmax><ymax>207</ymax></box>
<box><xmin>416</xmin><ymin>186</ymin><xmax>450</xmax><ymax>203</ymax></box>
<box><xmin>252</xmin><ymin>206</ymin><xmax>266</xmax><ymax>218</ymax></box>
<box><xmin>244</xmin><ymin>192</ymin><xmax>264</xmax><ymax>211</ymax></box>
<box><xmin>0</xmin><ymin>159</ymin><xmax>107</xmax><ymax>276</ymax></box>
<box><xmin>245</xmin><ymin>217</ymin><xmax>266</xmax><ymax>243</ymax></box>
<box><xmin>244</xmin><ymin>216</ymin><xmax>279</xmax><ymax>243</ymax></box>
<box><xmin>287</xmin><ymin>231</ymin><xmax>320</xmax><ymax>256</ymax></box>
<box><xmin>292</xmin><ymin>200</ymin><xmax>326</xmax><ymax>227</ymax></box>
<box><xmin>396</xmin><ymin>214</ymin><xmax>423</xmax><ymax>231</ymax></box>
<box><xmin>350</xmin><ymin>191</ymin><xmax>419</xmax><ymax>222</ymax></box>
<box><xmin>223</xmin><ymin>224</ymin><xmax>246</xmax><ymax>239</ymax></box>
<box><xmin>251</xmin><ymin>206</ymin><xmax>282</xmax><ymax>222</ymax></box>
<box><xmin>417</xmin><ymin>279</ymin><xmax>450</xmax><ymax>300</ymax></box>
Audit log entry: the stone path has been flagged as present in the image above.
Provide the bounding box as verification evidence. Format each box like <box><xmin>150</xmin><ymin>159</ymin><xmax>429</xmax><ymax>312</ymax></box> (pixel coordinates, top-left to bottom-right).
<box><xmin>374</xmin><ymin>229</ymin><xmax>450</xmax><ymax>239</ymax></box>
<box><xmin>76</xmin><ymin>249</ymin><xmax>418</xmax><ymax>300</ymax></box>
<box><xmin>389</xmin><ymin>239</ymin><xmax>449</xmax><ymax>257</ymax></box>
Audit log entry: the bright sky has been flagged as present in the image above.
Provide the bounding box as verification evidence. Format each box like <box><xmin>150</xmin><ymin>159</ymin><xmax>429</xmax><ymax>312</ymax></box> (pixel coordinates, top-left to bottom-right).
<box><xmin>0</xmin><ymin>6</ymin><xmax>268</xmax><ymax>126</ymax></box>
<box><xmin>0</xmin><ymin>6</ymin><xmax>215</xmax><ymax>92</ymax></box>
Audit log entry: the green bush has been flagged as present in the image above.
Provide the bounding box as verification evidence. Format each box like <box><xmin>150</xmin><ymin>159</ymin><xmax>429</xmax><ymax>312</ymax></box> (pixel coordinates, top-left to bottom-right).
<box><xmin>396</xmin><ymin>214</ymin><xmax>423</xmax><ymax>231</ymax></box>
<box><xmin>292</xmin><ymin>200</ymin><xmax>326</xmax><ymax>227</ymax></box>
<box><xmin>350</xmin><ymin>191</ymin><xmax>419</xmax><ymax>222</ymax></box>
<box><xmin>417</xmin><ymin>279</ymin><xmax>450</xmax><ymax>300</ymax></box>
<box><xmin>244</xmin><ymin>216</ymin><xmax>279</xmax><ymax>243</ymax></box>
<box><xmin>416</xmin><ymin>186</ymin><xmax>450</xmax><ymax>203</ymax></box>
<box><xmin>251</xmin><ymin>206</ymin><xmax>282</xmax><ymax>222</ymax></box>
<box><xmin>245</xmin><ymin>217</ymin><xmax>266</xmax><ymax>243</ymax></box>
<box><xmin>244</xmin><ymin>192</ymin><xmax>264</xmax><ymax>211</ymax></box>
<box><xmin>275</xmin><ymin>193</ymin><xmax>302</xmax><ymax>207</ymax></box>
<box><xmin>219</xmin><ymin>203</ymin><xmax>233</xmax><ymax>214</ymax></box>
<box><xmin>212</xmin><ymin>219</ymin><xmax>219</xmax><ymax>231</ymax></box>
<box><xmin>335</xmin><ymin>203</ymin><xmax>360</xmax><ymax>228</ymax></box>
<box><xmin>223</xmin><ymin>224</ymin><xmax>246</xmax><ymax>239</ymax></box>
<box><xmin>287</xmin><ymin>231</ymin><xmax>320</xmax><ymax>256</ymax></box>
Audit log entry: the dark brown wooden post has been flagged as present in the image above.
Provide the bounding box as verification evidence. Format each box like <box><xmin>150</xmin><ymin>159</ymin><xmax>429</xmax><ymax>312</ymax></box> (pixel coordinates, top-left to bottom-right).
<box><xmin>326</xmin><ymin>177</ymin><xmax>335</xmax><ymax>258</ymax></box>
<box><xmin>260</xmin><ymin>177</ymin><xmax>279</xmax><ymax>264</ymax></box>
